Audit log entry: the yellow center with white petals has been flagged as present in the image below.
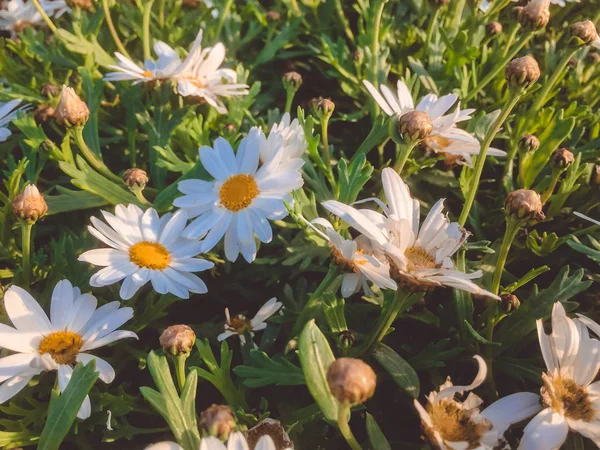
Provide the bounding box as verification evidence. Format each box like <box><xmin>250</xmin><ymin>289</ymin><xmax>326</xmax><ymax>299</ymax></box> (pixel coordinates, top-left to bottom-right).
<box><xmin>542</xmin><ymin>373</ymin><xmax>594</xmax><ymax>421</ymax></box>
<box><xmin>129</xmin><ymin>241</ymin><xmax>171</xmax><ymax>270</ymax></box>
<box><xmin>142</xmin><ymin>70</ymin><xmax>153</xmax><ymax>78</ymax></box>
<box><xmin>228</xmin><ymin>316</ymin><xmax>253</xmax><ymax>335</ymax></box>
<box><xmin>219</xmin><ymin>174</ymin><xmax>259</xmax><ymax>212</ymax></box>
<box><xmin>405</xmin><ymin>247</ymin><xmax>438</xmax><ymax>271</ymax></box>
<box><xmin>426</xmin><ymin>399</ymin><xmax>486</xmax><ymax>449</ymax></box>
<box><xmin>38</xmin><ymin>331</ymin><xmax>83</xmax><ymax>365</ymax></box>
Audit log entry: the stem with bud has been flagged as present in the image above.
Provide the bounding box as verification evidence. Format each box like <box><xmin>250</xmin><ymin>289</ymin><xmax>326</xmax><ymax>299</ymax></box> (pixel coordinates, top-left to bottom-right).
<box><xmin>541</xmin><ymin>168</ymin><xmax>562</xmax><ymax>205</ymax></box>
<box><xmin>490</xmin><ymin>217</ymin><xmax>522</xmax><ymax>295</ymax></box>
<box><xmin>393</xmin><ymin>141</ymin><xmax>418</xmax><ymax>175</ymax></box>
<box><xmin>72</xmin><ymin>127</ymin><xmax>122</xmax><ymax>184</ymax></box>
<box><xmin>20</xmin><ymin>222</ymin><xmax>33</xmax><ymax>287</ymax></box>
<box><xmin>102</xmin><ymin>0</ymin><xmax>133</xmax><ymax>59</ymax></box>
<box><xmin>174</xmin><ymin>354</ymin><xmax>187</xmax><ymax>392</ymax></box>
<box><xmin>337</xmin><ymin>406</ymin><xmax>362</xmax><ymax>450</ymax></box>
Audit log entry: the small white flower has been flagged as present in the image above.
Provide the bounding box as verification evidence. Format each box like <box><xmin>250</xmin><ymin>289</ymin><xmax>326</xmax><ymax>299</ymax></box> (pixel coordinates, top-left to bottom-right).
<box><xmin>0</xmin><ymin>280</ymin><xmax>137</xmax><ymax>419</ymax></box>
<box><xmin>174</xmin><ymin>129</ymin><xmax>304</xmax><ymax>263</ymax></box>
<box><xmin>0</xmin><ymin>99</ymin><xmax>28</xmax><ymax>142</ymax></box>
<box><xmin>323</xmin><ymin>168</ymin><xmax>499</xmax><ymax>298</ymax></box>
<box><xmin>0</xmin><ymin>0</ymin><xmax>67</xmax><ymax>35</ymax></box>
<box><xmin>217</xmin><ymin>298</ymin><xmax>283</xmax><ymax>345</ymax></box>
<box><xmin>78</xmin><ymin>205</ymin><xmax>214</xmax><ymax>300</ymax></box>
<box><xmin>145</xmin><ymin>432</ymin><xmax>291</xmax><ymax>450</ymax></box>
<box><xmin>175</xmin><ymin>30</ymin><xmax>249</xmax><ymax>113</ymax></box>
<box><xmin>258</xmin><ymin>112</ymin><xmax>308</xmax><ymax>164</ymax></box>
<box><xmin>301</xmin><ymin>216</ymin><xmax>397</xmax><ymax>297</ymax></box>
<box><xmin>414</xmin><ymin>355</ymin><xmax>542</xmax><ymax>450</ymax></box>
<box><xmin>519</xmin><ymin>302</ymin><xmax>600</xmax><ymax>449</ymax></box>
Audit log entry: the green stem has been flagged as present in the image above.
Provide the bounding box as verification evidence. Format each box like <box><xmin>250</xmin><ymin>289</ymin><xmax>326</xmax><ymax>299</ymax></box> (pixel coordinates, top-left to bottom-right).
<box><xmin>337</xmin><ymin>405</ymin><xmax>362</xmax><ymax>450</ymax></box>
<box><xmin>322</xmin><ymin>116</ymin><xmax>332</xmax><ymax>171</ymax></box>
<box><xmin>502</xmin><ymin>23</ymin><xmax>519</xmax><ymax>57</ymax></box>
<box><xmin>102</xmin><ymin>0</ymin><xmax>132</xmax><ymax>59</ymax></box>
<box><xmin>31</xmin><ymin>0</ymin><xmax>58</xmax><ymax>34</ymax></box>
<box><xmin>393</xmin><ymin>141</ymin><xmax>418</xmax><ymax>174</ymax></box>
<box><xmin>502</xmin><ymin>141</ymin><xmax>519</xmax><ymax>192</ymax></box>
<box><xmin>174</xmin><ymin>354</ymin><xmax>187</xmax><ymax>392</ymax></box>
<box><xmin>541</xmin><ymin>169</ymin><xmax>562</xmax><ymax>205</ymax></box>
<box><xmin>20</xmin><ymin>222</ymin><xmax>33</xmax><ymax>287</ymax></box>
<box><xmin>133</xmin><ymin>188</ymin><xmax>152</xmax><ymax>206</ymax></box>
<box><xmin>142</xmin><ymin>0</ymin><xmax>155</xmax><ymax>61</ymax></box>
<box><xmin>62</xmin><ymin>129</ymin><xmax>75</xmax><ymax>165</ymax></box>
<box><xmin>214</xmin><ymin>0</ymin><xmax>234</xmax><ymax>39</ymax></box>
<box><xmin>458</xmin><ymin>91</ymin><xmax>523</xmax><ymax>227</ymax></box>
<box><xmin>72</xmin><ymin>126</ymin><xmax>122</xmax><ymax>184</ymax></box>
<box><xmin>369</xmin><ymin>0</ymin><xmax>387</xmax><ymax>116</ymax></box>
<box><xmin>490</xmin><ymin>217</ymin><xmax>522</xmax><ymax>295</ymax></box>
<box><xmin>284</xmin><ymin>90</ymin><xmax>295</xmax><ymax>114</ymax></box>
<box><xmin>158</xmin><ymin>0</ymin><xmax>166</xmax><ymax>28</ymax></box>
<box><xmin>425</xmin><ymin>8</ymin><xmax>441</xmax><ymax>49</ymax></box>
<box><xmin>334</xmin><ymin>0</ymin><xmax>354</xmax><ymax>41</ymax></box>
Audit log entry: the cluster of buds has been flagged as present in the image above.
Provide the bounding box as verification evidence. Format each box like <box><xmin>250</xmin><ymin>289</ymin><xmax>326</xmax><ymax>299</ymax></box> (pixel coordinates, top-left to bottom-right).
<box><xmin>55</xmin><ymin>86</ymin><xmax>90</xmax><ymax>128</ymax></box>
<box><xmin>327</xmin><ymin>357</ymin><xmax>377</xmax><ymax>406</ymax></box>
<box><xmin>505</xmin><ymin>189</ymin><xmax>546</xmax><ymax>222</ymax></box>
<box><xmin>159</xmin><ymin>325</ymin><xmax>196</xmax><ymax>356</ymax></box>
<box><xmin>12</xmin><ymin>185</ymin><xmax>48</xmax><ymax>223</ymax></box>
<box><xmin>505</xmin><ymin>55</ymin><xmax>541</xmax><ymax>90</ymax></box>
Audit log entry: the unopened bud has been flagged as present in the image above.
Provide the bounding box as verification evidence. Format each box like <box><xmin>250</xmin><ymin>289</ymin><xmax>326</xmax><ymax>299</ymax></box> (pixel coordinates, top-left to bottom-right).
<box><xmin>55</xmin><ymin>86</ymin><xmax>90</xmax><ymax>127</ymax></box>
<box><xmin>337</xmin><ymin>330</ymin><xmax>355</xmax><ymax>350</ymax></box>
<box><xmin>487</xmin><ymin>21</ymin><xmax>503</xmax><ymax>35</ymax></box>
<box><xmin>282</xmin><ymin>71</ymin><xmax>302</xmax><ymax>92</ymax></box>
<box><xmin>34</xmin><ymin>105</ymin><xmax>55</xmax><ymax>123</ymax></box>
<box><xmin>310</xmin><ymin>97</ymin><xmax>335</xmax><ymax>120</ymax></box>
<box><xmin>505</xmin><ymin>189</ymin><xmax>545</xmax><ymax>221</ymax></box>
<box><xmin>327</xmin><ymin>357</ymin><xmax>376</xmax><ymax>405</ymax></box>
<box><xmin>40</xmin><ymin>83</ymin><xmax>59</xmax><ymax>98</ymax></box>
<box><xmin>123</xmin><ymin>168</ymin><xmax>148</xmax><ymax>190</ymax></box>
<box><xmin>500</xmin><ymin>294</ymin><xmax>520</xmax><ymax>312</ymax></box>
<box><xmin>519</xmin><ymin>134</ymin><xmax>540</xmax><ymax>153</ymax></box>
<box><xmin>159</xmin><ymin>325</ymin><xmax>196</xmax><ymax>356</ymax></box>
<box><xmin>550</xmin><ymin>148</ymin><xmax>574</xmax><ymax>170</ymax></box>
<box><xmin>570</xmin><ymin>20</ymin><xmax>598</xmax><ymax>46</ymax></box>
<box><xmin>399</xmin><ymin>111</ymin><xmax>433</xmax><ymax>141</ymax></box>
<box><xmin>223</xmin><ymin>123</ymin><xmax>236</xmax><ymax>134</ymax></box>
<box><xmin>199</xmin><ymin>404</ymin><xmax>236</xmax><ymax>440</ymax></box>
<box><xmin>266</xmin><ymin>10</ymin><xmax>281</xmax><ymax>21</ymax></box>
<box><xmin>352</xmin><ymin>50</ymin><xmax>363</xmax><ymax>62</ymax></box>
<box><xmin>12</xmin><ymin>185</ymin><xmax>48</xmax><ymax>222</ymax></box>
<box><xmin>518</xmin><ymin>0</ymin><xmax>550</xmax><ymax>30</ymax></box>
<box><xmin>505</xmin><ymin>55</ymin><xmax>540</xmax><ymax>90</ymax></box>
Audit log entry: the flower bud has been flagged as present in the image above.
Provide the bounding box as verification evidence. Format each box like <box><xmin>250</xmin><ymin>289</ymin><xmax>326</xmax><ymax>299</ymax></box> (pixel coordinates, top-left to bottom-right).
<box><xmin>505</xmin><ymin>189</ymin><xmax>545</xmax><ymax>221</ymax></box>
<box><xmin>123</xmin><ymin>168</ymin><xmax>148</xmax><ymax>190</ymax></box>
<box><xmin>352</xmin><ymin>49</ymin><xmax>363</xmax><ymax>62</ymax></box>
<box><xmin>398</xmin><ymin>111</ymin><xmax>433</xmax><ymax>141</ymax></box>
<box><xmin>500</xmin><ymin>294</ymin><xmax>520</xmax><ymax>313</ymax></box>
<box><xmin>487</xmin><ymin>21</ymin><xmax>503</xmax><ymax>35</ymax></box>
<box><xmin>327</xmin><ymin>357</ymin><xmax>376</xmax><ymax>405</ymax></box>
<box><xmin>159</xmin><ymin>325</ymin><xmax>196</xmax><ymax>356</ymax></box>
<box><xmin>40</xmin><ymin>83</ymin><xmax>59</xmax><ymax>98</ymax></box>
<box><xmin>12</xmin><ymin>185</ymin><xmax>48</xmax><ymax>222</ymax></box>
<box><xmin>570</xmin><ymin>20</ymin><xmax>598</xmax><ymax>46</ymax></box>
<box><xmin>223</xmin><ymin>123</ymin><xmax>236</xmax><ymax>135</ymax></box>
<box><xmin>199</xmin><ymin>404</ymin><xmax>236</xmax><ymax>440</ymax></box>
<box><xmin>505</xmin><ymin>55</ymin><xmax>540</xmax><ymax>90</ymax></box>
<box><xmin>310</xmin><ymin>97</ymin><xmax>335</xmax><ymax>121</ymax></box>
<box><xmin>282</xmin><ymin>71</ymin><xmax>303</xmax><ymax>92</ymax></box>
<box><xmin>550</xmin><ymin>147</ymin><xmax>574</xmax><ymax>170</ymax></box>
<box><xmin>34</xmin><ymin>105</ymin><xmax>55</xmax><ymax>123</ymax></box>
<box><xmin>55</xmin><ymin>86</ymin><xmax>90</xmax><ymax>127</ymax></box>
<box><xmin>266</xmin><ymin>10</ymin><xmax>281</xmax><ymax>21</ymax></box>
<box><xmin>518</xmin><ymin>0</ymin><xmax>550</xmax><ymax>30</ymax></box>
<box><xmin>518</xmin><ymin>134</ymin><xmax>540</xmax><ymax>154</ymax></box>
<box><xmin>337</xmin><ymin>330</ymin><xmax>355</xmax><ymax>350</ymax></box>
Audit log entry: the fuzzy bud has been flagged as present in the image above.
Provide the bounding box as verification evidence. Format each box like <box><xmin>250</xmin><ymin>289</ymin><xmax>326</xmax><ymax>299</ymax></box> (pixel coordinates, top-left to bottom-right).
<box><xmin>266</xmin><ymin>10</ymin><xmax>281</xmax><ymax>21</ymax></box>
<box><xmin>159</xmin><ymin>325</ymin><xmax>196</xmax><ymax>356</ymax></box>
<box><xmin>398</xmin><ymin>111</ymin><xmax>433</xmax><ymax>141</ymax></box>
<box><xmin>123</xmin><ymin>168</ymin><xmax>148</xmax><ymax>190</ymax></box>
<box><xmin>337</xmin><ymin>330</ymin><xmax>355</xmax><ymax>350</ymax></box>
<box><xmin>505</xmin><ymin>189</ymin><xmax>545</xmax><ymax>221</ymax></box>
<box><xmin>12</xmin><ymin>185</ymin><xmax>48</xmax><ymax>222</ymax></box>
<box><xmin>487</xmin><ymin>21</ymin><xmax>503</xmax><ymax>35</ymax></box>
<box><xmin>34</xmin><ymin>105</ymin><xmax>55</xmax><ymax>123</ymax></box>
<box><xmin>518</xmin><ymin>134</ymin><xmax>540</xmax><ymax>153</ymax></box>
<box><xmin>282</xmin><ymin>71</ymin><xmax>302</xmax><ymax>92</ymax></box>
<box><xmin>327</xmin><ymin>357</ymin><xmax>376</xmax><ymax>405</ymax></box>
<box><xmin>518</xmin><ymin>0</ymin><xmax>550</xmax><ymax>30</ymax></box>
<box><xmin>55</xmin><ymin>86</ymin><xmax>90</xmax><ymax>127</ymax></box>
<box><xmin>570</xmin><ymin>20</ymin><xmax>598</xmax><ymax>46</ymax></box>
<box><xmin>505</xmin><ymin>55</ymin><xmax>540</xmax><ymax>90</ymax></box>
<box><xmin>199</xmin><ymin>404</ymin><xmax>236</xmax><ymax>440</ymax></box>
<box><xmin>40</xmin><ymin>83</ymin><xmax>59</xmax><ymax>98</ymax></box>
<box><xmin>550</xmin><ymin>147</ymin><xmax>574</xmax><ymax>170</ymax></box>
<box><xmin>500</xmin><ymin>294</ymin><xmax>520</xmax><ymax>312</ymax></box>
<box><xmin>310</xmin><ymin>97</ymin><xmax>335</xmax><ymax>120</ymax></box>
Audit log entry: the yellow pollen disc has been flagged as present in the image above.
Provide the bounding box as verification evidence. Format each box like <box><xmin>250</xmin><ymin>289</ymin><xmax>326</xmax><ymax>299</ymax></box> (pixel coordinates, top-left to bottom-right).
<box><xmin>422</xmin><ymin>136</ymin><xmax>451</xmax><ymax>153</ymax></box>
<box><xmin>228</xmin><ymin>316</ymin><xmax>253</xmax><ymax>335</ymax></box>
<box><xmin>405</xmin><ymin>246</ymin><xmax>438</xmax><ymax>271</ymax></box>
<box><xmin>219</xmin><ymin>174</ymin><xmax>259</xmax><ymax>212</ymax></box>
<box><xmin>426</xmin><ymin>399</ymin><xmax>486</xmax><ymax>447</ymax></box>
<box><xmin>38</xmin><ymin>331</ymin><xmax>83</xmax><ymax>365</ymax></box>
<box><xmin>542</xmin><ymin>374</ymin><xmax>594</xmax><ymax>421</ymax></box>
<box><xmin>190</xmin><ymin>79</ymin><xmax>206</xmax><ymax>88</ymax></box>
<box><xmin>129</xmin><ymin>241</ymin><xmax>171</xmax><ymax>270</ymax></box>
<box><xmin>142</xmin><ymin>70</ymin><xmax>153</xmax><ymax>78</ymax></box>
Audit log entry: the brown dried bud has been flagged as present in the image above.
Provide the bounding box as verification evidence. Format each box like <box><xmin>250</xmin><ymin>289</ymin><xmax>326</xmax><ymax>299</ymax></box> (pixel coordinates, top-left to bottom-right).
<box><xmin>592</xmin><ymin>165</ymin><xmax>600</xmax><ymax>186</ymax></box>
<box><xmin>505</xmin><ymin>189</ymin><xmax>545</xmax><ymax>221</ymax></box>
<box><xmin>40</xmin><ymin>83</ymin><xmax>59</xmax><ymax>98</ymax></box>
<box><xmin>159</xmin><ymin>325</ymin><xmax>195</xmax><ymax>355</ymax></box>
<box><xmin>266</xmin><ymin>10</ymin><xmax>281</xmax><ymax>21</ymax></box>
<box><xmin>123</xmin><ymin>168</ymin><xmax>148</xmax><ymax>190</ymax></box>
<box><xmin>12</xmin><ymin>185</ymin><xmax>48</xmax><ymax>222</ymax></box>
<box><xmin>55</xmin><ymin>86</ymin><xmax>90</xmax><ymax>127</ymax></box>
<box><xmin>570</xmin><ymin>20</ymin><xmax>598</xmax><ymax>46</ymax></box>
<box><xmin>399</xmin><ymin>111</ymin><xmax>433</xmax><ymax>141</ymax></box>
<box><xmin>282</xmin><ymin>71</ymin><xmax>302</xmax><ymax>91</ymax></box>
<box><xmin>551</xmin><ymin>148</ymin><xmax>574</xmax><ymax>170</ymax></box>
<box><xmin>518</xmin><ymin>0</ymin><xmax>550</xmax><ymax>30</ymax></box>
<box><xmin>199</xmin><ymin>404</ymin><xmax>236</xmax><ymax>440</ymax></box>
<box><xmin>245</xmin><ymin>419</ymin><xmax>293</xmax><ymax>450</ymax></box>
<box><xmin>487</xmin><ymin>21</ymin><xmax>503</xmax><ymax>35</ymax></box>
<box><xmin>327</xmin><ymin>357</ymin><xmax>376</xmax><ymax>405</ymax></box>
<box><xmin>34</xmin><ymin>105</ymin><xmax>55</xmax><ymax>123</ymax></box>
<box><xmin>505</xmin><ymin>55</ymin><xmax>540</xmax><ymax>90</ymax></box>
<box><xmin>500</xmin><ymin>294</ymin><xmax>520</xmax><ymax>312</ymax></box>
<box><xmin>519</xmin><ymin>134</ymin><xmax>540</xmax><ymax>153</ymax></box>
<box><xmin>66</xmin><ymin>0</ymin><xmax>93</xmax><ymax>9</ymax></box>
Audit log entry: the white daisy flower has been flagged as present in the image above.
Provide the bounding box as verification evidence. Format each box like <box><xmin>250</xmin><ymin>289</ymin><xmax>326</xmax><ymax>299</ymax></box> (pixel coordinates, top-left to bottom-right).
<box><xmin>414</xmin><ymin>355</ymin><xmax>542</xmax><ymax>450</ymax></box>
<box><xmin>0</xmin><ymin>280</ymin><xmax>137</xmax><ymax>419</ymax></box>
<box><xmin>104</xmin><ymin>41</ymin><xmax>183</xmax><ymax>85</ymax></box>
<box><xmin>301</xmin><ymin>216</ymin><xmax>397</xmax><ymax>297</ymax></box>
<box><xmin>258</xmin><ymin>112</ymin><xmax>308</xmax><ymax>164</ymax></box>
<box><xmin>78</xmin><ymin>205</ymin><xmax>214</xmax><ymax>300</ymax></box>
<box><xmin>145</xmin><ymin>432</ymin><xmax>292</xmax><ymax>450</ymax></box>
<box><xmin>322</xmin><ymin>168</ymin><xmax>500</xmax><ymax>298</ymax></box>
<box><xmin>217</xmin><ymin>297</ymin><xmax>283</xmax><ymax>345</ymax></box>
<box><xmin>173</xmin><ymin>129</ymin><xmax>304</xmax><ymax>263</ymax></box>
<box><xmin>175</xmin><ymin>30</ymin><xmax>249</xmax><ymax>114</ymax></box>
<box><xmin>0</xmin><ymin>99</ymin><xmax>28</xmax><ymax>142</ymax></box>
<box><xmin>519</xmin><ymin>302</ymin><xmax>600</xmax><ymax>449</ymax></box>
<box><xmin>0</xmin><ymin>0</ymin><xmax>67</xmax><ymax>35</ymax></box>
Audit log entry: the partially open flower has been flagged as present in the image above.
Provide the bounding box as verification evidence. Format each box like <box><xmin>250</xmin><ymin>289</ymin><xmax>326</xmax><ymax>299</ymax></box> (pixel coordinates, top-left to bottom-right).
<box><xmin>505</xmin><ymin>55</ymin><xmax>541</xmax><ymax>90</ymax></box>
<box><xmin>199</xmin><ymin>404</ymin><xmax>236</xmax><ymax>440</ymax></box>
<box><xmin>487</xmin><ymin>21</ymin><xmax>503</xmax><ymax>35</ymax></box>
<box><xmin>327</xmin><ymin>357</ymin><xmax>377</xmax><ymax>406</ymax></box>
<box><xmin>399</xmin><ymin>110</ymin><xmax>433</xmax><ymax>141</ymax></box>
<box><xmin>159</xmin><ymin>325</ymin><xmax>196</xmax><ymax>356</ymax></box>
<box><xmin>505</xmin><ymin>189</ymin><xmax>545</xmax><ymax>221</ymax></box>
<box><xmin>55</xmin><ymin>86</ymin><xmax>90</xmax><ymax>127</ymax></box>
<box><xmin>12</xmin><ymin>184</ymin><xmax>48</xmax><ymax>222</ymax></box>
<box><xmin>518</xmin><ymin>0</ymin><xmax>550</xmax><ymax>30</ymax></box>
<box><xmin>551</xmin><ymin>147</ymin><xmax>574</xmax><ymax>170</ymax></box>
<box><xmin>570</xmin><ymin>20</ymin><xmax>598</xmax><ymax>46</ymax></box>
<box><xmin>519</xmin><ymin>134</ymin><xmax>540</xmax><ymax>153</ymax></box>
<box><xmin>123</xmin><ymin>168</ymin><xmax>149</xmax><ymax>190</ymax></box>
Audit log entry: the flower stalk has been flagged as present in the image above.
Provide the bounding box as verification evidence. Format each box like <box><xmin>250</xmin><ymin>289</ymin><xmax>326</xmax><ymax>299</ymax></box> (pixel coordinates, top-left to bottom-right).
<box><xmin>20</xmin><ymin>222</ymin><xmax>33</xmax><ymax>287</ymax></box>
<box><xmin>490</xmin><ymin>216</ymin><xmax>522</xmax><ymax>295</ymax></box>
<box><xmin>72</xmin><ymin>126</ymin><xmax>122</xmax><ymax>184</ymax></box>
<box><xmin>31</xmin><ymin>0</ymin><xmax>58</xmax><ymax>34</ymax></box>
<box><xmin>337</xmin><ymin>406</ymin><xmax>362</xmax><ymax>450</ymax></box>
<box><xmin>142</xmin><ymin>0</ymin><xmax>156</xmax><ymax>61</ymax></box>
<box><xmin>102</xmin><ymin>0</ymin><xmax>132</xmax><ymax>59</ymax></box>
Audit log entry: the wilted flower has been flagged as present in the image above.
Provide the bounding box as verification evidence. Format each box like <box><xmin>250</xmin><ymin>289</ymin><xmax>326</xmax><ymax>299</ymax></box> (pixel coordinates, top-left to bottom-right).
<box><xmin>327</xmin><ymin>357</ymin><xmax>377</xmax><ymax>405</ymax></box>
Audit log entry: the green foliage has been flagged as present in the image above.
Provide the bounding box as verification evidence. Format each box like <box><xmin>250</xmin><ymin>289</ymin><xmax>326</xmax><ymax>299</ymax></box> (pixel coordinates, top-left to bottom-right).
<box><xmin>233</xmin><ymin>350</ymin><xmax>305</xmax><ymax>388</ymax></box>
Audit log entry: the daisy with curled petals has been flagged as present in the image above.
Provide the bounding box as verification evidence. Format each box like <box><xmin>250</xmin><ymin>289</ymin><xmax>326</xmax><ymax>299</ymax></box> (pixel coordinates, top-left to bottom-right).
<box><xmin>415</xmin><ymin>356</ymin><xmax>542</xmax><ymax>450</ymax></box>
<box><xmin>78</xmin><ymin>205</ymin><xmax>214</xmax><ymax>300</ymax></box>
<box><xmin>323</xmin><ymin>168</ymin><xmax>499</xmax><ymax>298</ymax></box>
<box><xmin>145</xmin><ymin>432</ymin><xmax>292</xmax><ymax>450</ymax></box>
<box><xmin>174</xmin><ymin>129</ymin><xmax>304</xmax><ymax>262</ymax></box>
<box><xmin>518</xmin><ymin>302</ymin><xmax>600</xmax><ymax>449</ymax></box>
<box><xmin>0</xmin><ymin>99</ymin><xmax>29</xmax><ymax>142</ymax></box>
<box><xmin>257</xmin><ymin>112</ymin><xmax>308</xmax><ymax>164</ymax></box>
<box><xmin>301</xmin><ymin>216</ymin><xmax>396</xmax><ymax>297</ymax></box>
<box><xmin>217</xmin><ymin>298</ymin><xmax>283</xmax><ymax>345</ymax></box>
<box><xmin>0</xmin><ymin>280</ymin><xmax>137</xmax><ymax>419</ymax></box>
<box><xmin>0</xmin><ymin>0</ymin><xmax>68</xmax><ymax>36</ymax></box>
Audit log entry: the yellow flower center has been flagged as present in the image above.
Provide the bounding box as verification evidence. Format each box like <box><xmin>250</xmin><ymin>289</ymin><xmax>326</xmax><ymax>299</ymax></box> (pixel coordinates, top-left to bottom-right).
<box><xmin>405</xmin><ymin>247</ymin><xmax>438</xmax><ymax>271</ymax></box>
<box><xmin>129</xmin><ymin>241</ymin><xmax>171</xmax><ymax>270</ymax></box>
<box><xmin>422</xmin><ymin>136</ymin><xmax>452</xmax><ymax>153</ymax></box>
<box><xmin>142</xmin><ymin>70</ymin><xmax>153</xmax><ymax>78</ymax></box>
<box><xmin>219</xmin><ymin>174</ymin><xmax>259</xmax><ymax>212</ymax></box>
<box><xmin>426</xmin><ymin>399</ymin><xmax>486</xmax><ymax>449</ymax></box>
<box><xmin>228</xmin><ymin>316</ymin><xmax>253</xmax><ymax>335</ymax></box>
<box><xmin>38</xmin><ymin>331</ymin><xmax>84</xmax><ymax>365</ymax></box>
<box><xmin>542</xmin><ymin>373</ymin><xmax>595</xmax><ymax>421</ymax></box>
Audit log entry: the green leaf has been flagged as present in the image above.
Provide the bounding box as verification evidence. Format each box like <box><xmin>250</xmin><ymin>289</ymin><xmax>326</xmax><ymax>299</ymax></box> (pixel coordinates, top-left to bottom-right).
<box><xmin>567</xmin><ymin>238</ymin><xmax>600</xmax><ymax>263</ymax></box>
<box><xmin>464</xmin><ymin>321</ymin><xmax>501</xmax><ymax>347</ymax></box>
<box><xmin>372</xmin><ymin>343</ymin><xmax>419</xmax><ymax>398</ymax></box>
<box><xmin>233</xmin><ymin>350</ymin><xmax>305</xmax><ymax>388</ymax></box>
<box><xmin>366</xmin><ymin>413</ymin><xmax>391</xmax><ymax>450</ymax></box>
<box><xmin>297</xmin><ymin>320</ymin><xmax>339</xmax><ymax>422</ymax></box>
<box><xmin>254</xmin><ymin>20</ymin><xmax>301</xmax><ymax>67</ymax></box>
<box><xmin>337</xmin><ymin>155</ymin><xmax>374</xmax><ymax>204</ymax></box>
<box><xmin>503</xmin><ymin>266</ymin><xmax>551</xmax><ymax>294</ymax></box>
<box><xmin>46</xmin><ymin>188</ymin><xmax>108</xmax><ymax>215</ymax></box>
<box><xmin>351</xmin><ymin>115</ymin><xmax>389</xmax><ymax>162</ymax></box>
<box><xmin>37</xmin><ymin>362</ymin><xmax>99</xmax><ymax>450</ymax></box>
